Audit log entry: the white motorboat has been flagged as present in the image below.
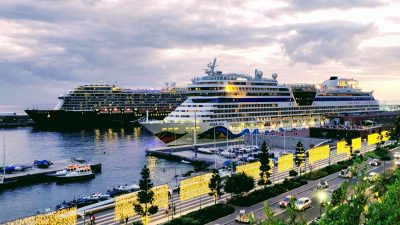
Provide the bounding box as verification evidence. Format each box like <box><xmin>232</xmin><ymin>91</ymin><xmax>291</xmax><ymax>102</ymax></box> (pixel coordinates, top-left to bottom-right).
<box><xmin>55</xmin><ymin>165</ymin><xmax>95</xmax><ymax>182</ymax></box>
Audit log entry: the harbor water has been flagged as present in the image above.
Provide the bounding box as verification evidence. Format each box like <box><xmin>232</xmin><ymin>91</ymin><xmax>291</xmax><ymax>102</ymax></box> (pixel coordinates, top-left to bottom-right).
<box><xmin>0</xmin><ymin>126</ymin><xmax>194</xmax><ymax>223</ymax></box>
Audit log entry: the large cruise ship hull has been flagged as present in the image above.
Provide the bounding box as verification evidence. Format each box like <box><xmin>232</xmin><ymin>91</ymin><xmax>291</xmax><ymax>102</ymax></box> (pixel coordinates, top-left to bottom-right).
<box><xmin>25</xmin><ymin>109</ymin><xmax>169</xmax><ymax>129</ymax></box>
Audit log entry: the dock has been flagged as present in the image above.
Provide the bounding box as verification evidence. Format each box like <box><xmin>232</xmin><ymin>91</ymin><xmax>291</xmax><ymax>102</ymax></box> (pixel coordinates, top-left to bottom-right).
<box><xmin>145</xmin><ymin>140</ymin><xmax>244</xmax><ymax>168</ymax></box>
<box><xmin>0</xmin><ymin>159</ymin><xmax>101</xmax><ymax>190</ymax></box>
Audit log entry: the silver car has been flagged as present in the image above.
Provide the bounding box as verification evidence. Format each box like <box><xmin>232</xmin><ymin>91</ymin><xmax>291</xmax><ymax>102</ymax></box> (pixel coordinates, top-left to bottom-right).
<box><xmin>295</xmin><ymin>197</ymin><xmax>312</xmax><ymax>211</ymax></box>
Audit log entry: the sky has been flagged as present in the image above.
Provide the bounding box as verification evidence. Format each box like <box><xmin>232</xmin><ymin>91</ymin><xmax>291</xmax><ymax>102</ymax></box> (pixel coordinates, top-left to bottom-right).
<box><xmin>0</xmin><ymin>0</ymin><xmax>400</xmax><ymax>106</ymax></box>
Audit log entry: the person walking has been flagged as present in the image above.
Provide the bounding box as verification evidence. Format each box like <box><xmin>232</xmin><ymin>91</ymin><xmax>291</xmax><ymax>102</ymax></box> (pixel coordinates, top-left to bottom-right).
<box><xmin>125</xmin><ymin>216</ymin><xmax>129</xmax><ymax>224</ymax></box>
<box><xmin>90</xmin><ymin>213</ymin><xmax>96</xmax><ymax>224</ymax></box>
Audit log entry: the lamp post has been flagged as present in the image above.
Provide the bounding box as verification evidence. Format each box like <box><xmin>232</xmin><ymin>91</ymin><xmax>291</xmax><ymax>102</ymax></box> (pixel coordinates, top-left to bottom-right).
<box><xmin>317</xmin><ymin>190</ymin><xmax>328</xmax><ymax>217</ymax></box>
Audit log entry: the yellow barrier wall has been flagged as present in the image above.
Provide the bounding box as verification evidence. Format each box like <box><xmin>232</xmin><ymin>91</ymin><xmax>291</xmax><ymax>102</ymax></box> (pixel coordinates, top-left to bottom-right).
<box><xmin>309</xmin><ymin>145</ymin><xmax>330</xmax><ymax>164</ymax></box>
<box><xmin>337</xmin><ymin>141</ymin><xmax>350</xmax><ymax>156</ymax></box>
<box><xmin>114</xmin><ymin>192</ymin><xmax>137</xmax><ymax>222</ymax></box>
<box><xmin>278</xmin><ymin>154</ymin><xmax>293</xmax><ymax>173</ymax></box>
<box><xmin>368</xmin><ymin>133</ymin><xmax>379</xmax><ymax>145</ymax></box>
<box><xmin>352</xmin><ymin>137</ymin><xmax>362</xmax><ymax>151</ymax></box>
<box><xmin>180</xmin><ymin>173</ymin><xmax>212</xmax><ymax>202</ymax></box>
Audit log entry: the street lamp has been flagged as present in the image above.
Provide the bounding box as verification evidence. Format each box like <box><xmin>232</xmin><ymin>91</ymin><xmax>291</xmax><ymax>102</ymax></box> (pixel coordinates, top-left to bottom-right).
<box><xmin>317</xmin><ymin>190</ymin><xmax>328</xmax><ymax>217</ymax></box>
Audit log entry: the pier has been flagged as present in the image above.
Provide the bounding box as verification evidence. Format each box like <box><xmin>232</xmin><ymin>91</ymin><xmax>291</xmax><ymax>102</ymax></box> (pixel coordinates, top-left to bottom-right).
<box><xmin>0</xmin><ymin>159</ymin><xmax>101</xmax><ymax>190</ymax></box>
<box><xmin>146</xmin><ymin>139</ymin><xmax>245</xmax><ymax>169</ymax></box>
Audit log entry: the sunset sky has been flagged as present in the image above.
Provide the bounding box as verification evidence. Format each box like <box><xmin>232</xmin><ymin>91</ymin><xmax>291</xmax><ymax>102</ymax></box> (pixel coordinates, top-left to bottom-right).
<box><xmin>0</xmin><ymin>0</ymin><xmax>399</xmax><ymax>106</ymax></box>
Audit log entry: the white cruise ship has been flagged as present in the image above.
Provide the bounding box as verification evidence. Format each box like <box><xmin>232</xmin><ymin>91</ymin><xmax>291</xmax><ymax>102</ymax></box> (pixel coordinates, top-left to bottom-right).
<box><xmin>140</xmin><ymin>59</ymin><xmax>380</xmax><ymax>145</ymax></box>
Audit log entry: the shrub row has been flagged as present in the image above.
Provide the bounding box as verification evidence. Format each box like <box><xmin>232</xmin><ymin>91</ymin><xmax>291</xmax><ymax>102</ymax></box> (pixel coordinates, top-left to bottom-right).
<box><xmin>228</xmin><ymin>177</ymin><xmax>308</xmax><ymax>207</ymax></box>
<box><xmin>163</xmin><ymin>204</ymin><xmax>235</xmax><ymax>225</ymax></box>
<box><xmin>302</xmin><ymin>159</ymin><xmax>355</xmax><ymax>180</ymax></box>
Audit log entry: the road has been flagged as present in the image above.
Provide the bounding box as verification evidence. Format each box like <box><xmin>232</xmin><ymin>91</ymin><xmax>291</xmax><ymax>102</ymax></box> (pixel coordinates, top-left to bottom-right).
<box><xmin>209</xmin><ymin>146</ymin><xmax>399</xmax><ymax>225</ymax></box>
<box><xmin>72</xmin><ymin>142</ymin><xmax>380</xmax><ymax>225</ymax></box>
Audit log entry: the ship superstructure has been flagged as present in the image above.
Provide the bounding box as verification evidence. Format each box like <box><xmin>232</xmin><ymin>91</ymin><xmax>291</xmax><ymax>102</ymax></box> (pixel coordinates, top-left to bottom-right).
<box><xmin>140</xmin><ymin>59</ymin><xmax>380</xmax><ymax>145</ymax></box>
<box><xmin>25</xmin><ymin>84</ymin><xmax>187</xmax><ymax>129</ymax></box>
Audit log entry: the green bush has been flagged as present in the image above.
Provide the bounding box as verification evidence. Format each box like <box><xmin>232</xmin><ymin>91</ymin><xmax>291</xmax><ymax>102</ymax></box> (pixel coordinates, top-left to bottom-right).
<box><xmin>163</xmin><ymin>204</ymin><xmax>235</xmax><ymax>225</ymax></box>
<box><xmin>305</xmin><ymin>170</ymin><xmax>329</xmax><ymax>180</ymax></box>
<box><xmin>289</xmin><ymin>170</ymin><xmax>298</xmax><ymax>177</ymax></box>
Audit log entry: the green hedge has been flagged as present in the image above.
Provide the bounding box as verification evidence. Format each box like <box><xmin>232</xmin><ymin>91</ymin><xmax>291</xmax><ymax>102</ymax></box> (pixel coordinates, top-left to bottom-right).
<box><xmin>229</xmin><ymin>159</ymin><xmax>357</xmax><ymax>207</ymax></box>
<box><xmin>302</xmin><ymin>159</ymin><xmax>355</xmax><ymax>180</ymax></box>
<box><xmin>228</xmin><ymin>177</ymin><xmax>308</xmax><ymax>207</ymax></box>
<box><xmin>163</xmin><ymin>204</ymin><xmax>235</xmax><ymax>225</ymax></box>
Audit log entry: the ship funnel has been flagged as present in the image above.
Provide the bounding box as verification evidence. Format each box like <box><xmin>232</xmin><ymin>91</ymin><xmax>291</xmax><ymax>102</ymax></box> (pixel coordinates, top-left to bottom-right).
<box><xmin>255</xmin><ymin>69</ymin><xmax>263</xmax><ymax>80</ymax></box>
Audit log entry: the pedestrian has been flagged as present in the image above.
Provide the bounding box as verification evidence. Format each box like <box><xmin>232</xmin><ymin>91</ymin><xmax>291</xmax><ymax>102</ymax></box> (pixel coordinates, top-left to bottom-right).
<box><xmin>90</xmin><ymin>213</ymin><xmax>96</xmax><ymax>224</ymax></box>
<box><xmin>125</xmin><ymin>216</ymin><xmax>128</xmax><ymax>224</ymax></box>
<box><xmin>173</xmin><ymin>206</ymin><xmax>176</xmax><ymax>214</ymax></box>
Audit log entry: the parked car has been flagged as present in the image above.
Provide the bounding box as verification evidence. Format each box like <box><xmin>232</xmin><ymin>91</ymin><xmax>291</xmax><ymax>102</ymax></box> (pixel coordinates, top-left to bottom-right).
<box><xmin>369</xmin><ymin>159</ymin><xmax>381</xmax><ymax>166</ymax></box>
<box><xmin>395</xmin><ymin>160</ymin><xmax>400</xmax><ymax>167</ymax></box>
<box><xmin>394</xmin><ymin>152</ymin><xmax>400</xmax><ymax>159</ymax></box>
<box><xmin>295</xmin><ymin>197</ymin><xmax>312</xmax><ymax>211</ymax></box>
<box><xmin>317</xmin><ymin>180</ymin><xmax>329</xmax><ymax>189</ymax></box>
<box><xmin>364</xmin><ymin>172</ymin><xmax>379</xmax><ymax>182</ymax></box>
<box><xmin>235</xmin><ymin>210</ymin><xmax>250</xmax><ymax>224</ymax></box>
<box><xmin>338</xmin><ymin>169</ymin><xmax>351</xmax><ymax>178</ymax></box>
<box><xmin>279</xmin><ymin>195</ymin><xmax>296</xmax><ymax>207</ymax></box>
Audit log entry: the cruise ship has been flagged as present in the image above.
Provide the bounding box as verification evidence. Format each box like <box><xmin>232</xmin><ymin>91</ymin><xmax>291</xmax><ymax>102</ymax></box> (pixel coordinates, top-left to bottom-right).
<box><xmin>25</xmin><ymin>83</ymin><xmax>187</xmax><ymax>129</ymax></box>
<box><xmin>140</xmin><ymin>59</ymin><xmax>380</xmax><ymax>145</ymax></box>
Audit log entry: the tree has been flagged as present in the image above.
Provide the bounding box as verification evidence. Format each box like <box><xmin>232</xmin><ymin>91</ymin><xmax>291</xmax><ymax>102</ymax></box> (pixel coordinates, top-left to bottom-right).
<box><xmin>249</xmin><ymin>200</ymin><xmax>304</xmax><ymax>225</ymax></box>
<box><xmin>345</xmin><ymin>137</ymin><xmax>353</xmax><ymax>159</ymax></box>
<box><xmin>259</xmin><ymin>141</ymin><xmax>272</xmax><ymax>186</ymax></box>
<box><xmin>289</xmin><ymin>170</ymin><xmax>298</xmax><ymax>177</ymax></box>
<box><xmin>134</xmin><ymin>165</ymin><xmax>158</xmax><ymax>225</ymax></box>
<box><xmin>364</xmin><ymin>170</ymin><xmax>400</xmax><ymax>225</ymax></box>
<box><xmin>294</xmin><ymin>141</ymin><xmax>306</xmax><ymax>176</ymax></box>
<box><xmin>249</xmin><ymin>201</ymin><xmax>287</xmax><ymax>225</ymax></box>
<box><xmin>390</xmin><ymin>116</ymin><xmax>400</xmax><ymax>144</ymax></box>
<box><xmin>375</xmin><ymin>133</ymin><xmax>384</xmax><ymax>151</ymax></box>
<box><xmin>224</xmin><ymin>172</ymin><xmax>254</xmax><ymax>197</ymax></box>
<box><xmin>319</xmin><ymin>165</ymin><xmax>370</xmax><ymax>225</ymax></box>
<box><xmin>209</xmin><ymin>169</ymin><xmax>223</xmax><ymax>204</ymax></box>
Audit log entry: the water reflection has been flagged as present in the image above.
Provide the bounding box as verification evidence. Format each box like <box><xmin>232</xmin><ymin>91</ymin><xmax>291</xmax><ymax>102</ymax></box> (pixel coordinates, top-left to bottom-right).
<box><xmin>0</xmin><ymin>126</ymin><xmax>194</xmax><ymax>223</ymax></box>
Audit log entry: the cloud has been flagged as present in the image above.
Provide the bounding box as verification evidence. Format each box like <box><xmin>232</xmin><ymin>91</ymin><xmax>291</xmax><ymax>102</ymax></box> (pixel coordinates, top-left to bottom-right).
<box><xmin>281</xmin><ymin>21</ymin><xmax>374</xmax><ymax>65</ymax></box>
<box><xmin>287</xmin><ymin>0</ymin><xmax>384</xmax><ymax>11</ymax></box>
<box><xmin>0</xmin><ymin>0</ymin><xmax>399</xmax><ymax>106</ymax></box>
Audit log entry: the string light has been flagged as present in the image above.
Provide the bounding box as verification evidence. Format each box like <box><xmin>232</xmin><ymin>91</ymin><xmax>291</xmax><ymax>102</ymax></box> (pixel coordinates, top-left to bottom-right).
<box><xmin>180</xmin><ymin>173</ymin><xmax>212</xmax><ymax>202</ymax></box>
<box><xmin>114</xmin><ymin>192</ymin><xmax>137</xmax><ymax>222</ymax></box>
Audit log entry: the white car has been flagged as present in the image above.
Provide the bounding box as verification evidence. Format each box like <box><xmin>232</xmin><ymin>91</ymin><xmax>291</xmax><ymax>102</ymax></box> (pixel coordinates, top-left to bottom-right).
<box><xmin>338</xmin><ymin>169</ymin><xmax>351</xmax><ymax>178</ymax></box>
<box><xmin>295</xmin><ymin>197</ymin><xmax>312</xmax><ymax>211</ymax></box>
<box><xmin>317</xmin><ymin>180</ymin><xmax>329</xmax><ymax>189</ymax></box>
<box><xmin>394</xmin><ymin>152</ymin><xmax>400</xmax><ymax>159</ymax></box>
<box><xmin>369</xmin><ymin>159</ymin><xmax>382</xmax><ymax>166</ymax></box>
<box><xmin>395</xmin><ymin>160</ymin><xmax>400</xmax><ymax>167</ymax></box>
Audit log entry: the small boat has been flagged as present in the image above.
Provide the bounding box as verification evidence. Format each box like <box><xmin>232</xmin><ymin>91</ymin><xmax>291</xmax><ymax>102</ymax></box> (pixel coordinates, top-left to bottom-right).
<box><xmin>55</xmin><ymin>166</ymin><xmax>95</xmax><ymax>182</ymax></box>
<box><xmin>180</xmin><ymin>160</ymin><xmax>191</xmax><ymax>164</ymax></box>
<box><xmin>0</xmin><ymin>165</ymin><xmax>15</xmax><ymax>174</ymax></box>
<box><xmin>106</xmin><ymin>184</ymin><xmax>139</xmax><ymax>197</ymax></box>
<box><xmin>48</xmin><ymin>165</ymin><xmax>80</xmax><ymax>177</ymax></box>
<box><xmin>34</xmin><ymin>160</ymin><xmax>53</xmax><ymax>168</ymax></box>
<box><xmin>35</xmin><ymin>208</ymin><xmax>52</xmax><ymax>214</ymax></box>
<box><xmin>12</xmin><ymin>164</ymin><xmax>33</xmax><ymax>171</ymax></box>
<box><xmin>90</xmin><ymin>192</ymin><xmax>111</xmax><ymax>201</ymax></box>
<box><xmin>72</xmin><ymin>157</ymin><xmax>87</xmax><ymax>164</ymax></box>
